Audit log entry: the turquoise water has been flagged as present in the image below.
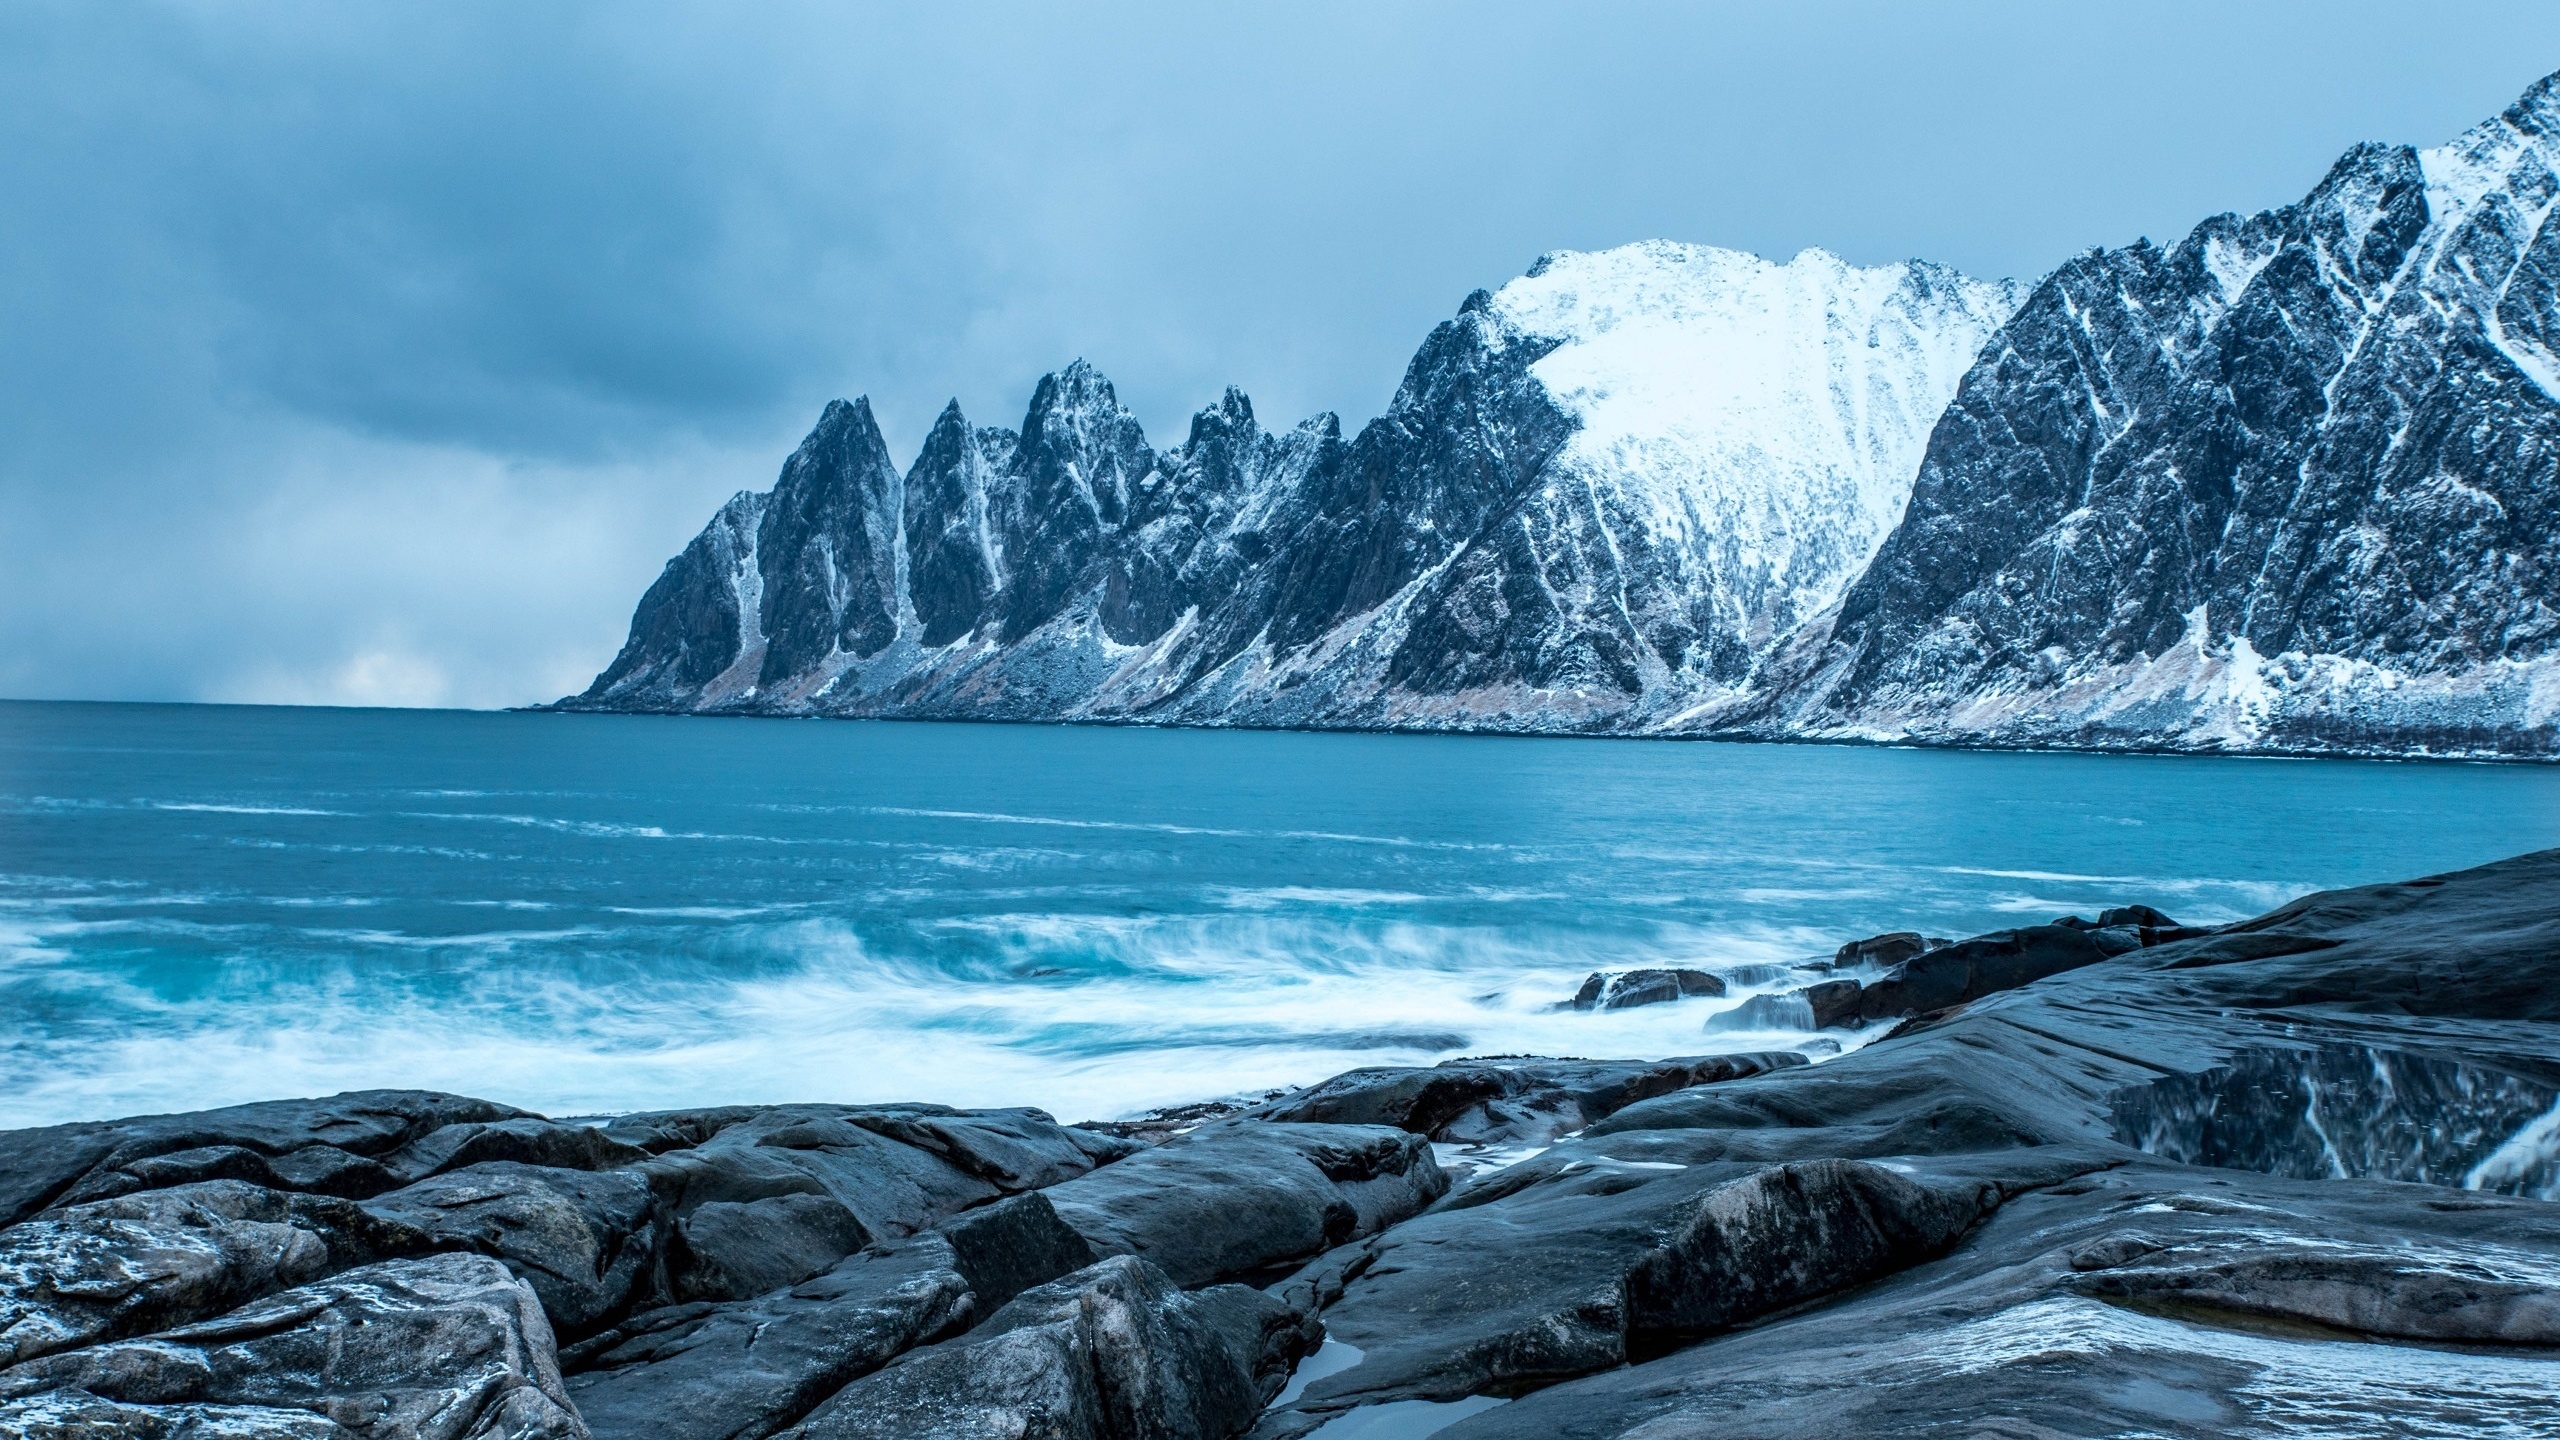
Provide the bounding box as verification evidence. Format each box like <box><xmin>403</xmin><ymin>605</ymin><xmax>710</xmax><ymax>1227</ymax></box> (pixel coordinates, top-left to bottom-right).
<box><xmin>4</xmin><ymin>700</ymin><xmax>2557</xmax><ymax>1130</ymax></box>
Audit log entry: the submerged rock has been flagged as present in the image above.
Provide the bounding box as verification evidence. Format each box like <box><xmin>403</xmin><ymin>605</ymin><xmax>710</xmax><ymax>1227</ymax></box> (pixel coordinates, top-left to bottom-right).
<box><xmin>1564</xmin><ymin>970</ymin><xmax>1726</xmax><ymax>1011</ymax></box>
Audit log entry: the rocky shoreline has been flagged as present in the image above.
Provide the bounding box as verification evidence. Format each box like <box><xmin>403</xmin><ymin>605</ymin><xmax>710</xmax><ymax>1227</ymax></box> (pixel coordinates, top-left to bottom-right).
<box><xmin>5</xmin><ymin>851</ymin><xmax>2558</xmax><ymax>1438</ymax></box>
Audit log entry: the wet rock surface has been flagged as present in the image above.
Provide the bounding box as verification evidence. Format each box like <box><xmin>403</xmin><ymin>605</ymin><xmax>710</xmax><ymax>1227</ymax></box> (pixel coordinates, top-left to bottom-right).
<box><xmin>1564</xmin><ymin>970</ymin><xmax>1725</xmax><ymax>1011</ymax></box>
<box><xmin>780</xmin><ymin>1256</ymin><xmax>1307</xmax><ymax>1440</ymax></box>
<box><xmin>1252</xmin><ymin>1054</ymin><xmax>1803</xmax><ymax>1149</ymax></box>
<box><xmin>7</xmin><ymin>850</ymin><xmax>2560</xmax><ymax>1438</ymax></box>
<box><xmin>1041</xmin><ymin>1124</ymin><xmax>1446</xmax><ymax>1287</ymax></box>
<box><xmin>0</xmin><ymin>1253</ymin><xmax>585</xmax><ymax>1440</ymax></box>
<box><xmin>0</xmin><ymin>1093</ymin><xmax>526</xmax><ymax>1227</ymax></box>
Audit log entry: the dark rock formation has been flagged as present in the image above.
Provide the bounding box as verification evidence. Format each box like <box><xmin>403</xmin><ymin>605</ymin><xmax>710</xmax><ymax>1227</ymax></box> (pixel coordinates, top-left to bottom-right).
<box><xmin>365</xmin><ymin>1163</ymin><xmax>665</xmax><ymax>1339</ymax></box>
<box><xmin>0</xmin><ymin>1092</ymin><xmax>525</xmax><ymax>1227</ymax></box>
<box><xmin>1256</xmin><ymin>1053</ymin><xmax>1804</xmax><ymax>1148</ymax></box>
<box><xmin>561</xmin><ymin>1195</ymin><xmax>1095</xmax><ymax>1440</ymax></box>
<box><xmin>0</xmin><ymin>1182</ymin><xmax>431</xmax><ymax>1368</ymax></box>
<box><xmin>1807</xmin><ymin>923</ymin><xmax>2114</xmax><ymax>1027</ymax></box>
<box><xmin>1040</xmin><ymin>1123</ymin><xmax>1446</xmax><ymax>1287</ymax></box>
<box><xmin>1618</xmin><ymin>1159</ymin><xmax>2000</xmax><ymax>1350</ymax></box>
<box><xmin>1309</xmin><ymin>850</ymin><xmax>2560</xmax><ymax>1438</ymax></box>
<box><xmin>0</xmin><ymin>1254</ymin><xmax>586</xmax><ymax>1440</ymax></box>
<box><xmin>1565</xmin><ymin>969</ymin><xmax>1726</xmax><ymax>1011</ymax></box>
<box><xmin>781</xmin><ymin>1256</ymin><xmax>1307</xmax><ymax>1440</ymax></box>
<box><xmin>1829</xmin><ymin>930</ymin><xmax>1944</xmax><ymax>969</ymax></box>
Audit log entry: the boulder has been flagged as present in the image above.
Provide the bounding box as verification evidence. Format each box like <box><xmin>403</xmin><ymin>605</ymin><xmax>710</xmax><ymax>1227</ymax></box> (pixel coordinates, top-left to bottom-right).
<box><xmin>377</xmin><ymin>1120</ymin><xmax>653</xmax><ymax>1186</ymax></box>
<box><xmin>562</xmin><ymin>1194</ymin><xmax>1094</xmax><ymax>1440</ymax></box>
<box><xmin>1040</xmin><ymin>1124</ymin><xmax>1444</xmax><ymax>1287</ymax></box>
<box><xmin>781</xmin><ymin>1255</ymin><xmax>1307</xmax><ymax>1440</ymax></box>
<box><xmin>1830</xmin><ymin>932</ymin><xmax>1939</xmax><ymax>969</ymax></box>
<box><xmin>1809</xmin><ymin>925</ymin><xmax>2111</xmax><ymax>1028</ymax></box>
<box><xmin>2063</xmin><ymin>1238</ymin><xmax>2560</xmax><ymax>1346</ymax></box>
<box><xmin>1</xmin><ymin>1093</ymin><xmax>526</xmax><ymax>1225</ymax></box>
<box><xmin>1257</xmin><ymin>1055</ymin><xmax>1802</xmax><ymax>1148</ymax></box>
<box><xmin>363</xmin><ymin>1163</ymin><xmax>664</xmax><ymax>1339</ymax></box>
<box><xmin>1621</xmin><ymin>1160</ymin><xmax>2000</xmax><ymax>1350</ymax></box>
<box><xmin>1699</xmin><ymin>994</ymin><xmax>1818</xmax><ymax>1033</ymax></box>
<box><xmin>1565</xmin><ymin>970</ymin><xmax>1725</xmax><ymax>1012</ymax></box>
<box><xmin>664</xmin><ymin>1194</ymin><xmax>870</xmax><ymax>1305</ymax></box>
<box><xmin>0</xmin><ymin>1181</ymin><xmax>431</xmax><ymax>1368</ymax></box>
<box><xmin>0</xmin><ymin>1254</ymin><xmax>585</xmax><ymax>1440</ymax></box>
<box><xmin>632</xmin><ymin>1105</ymin><xmax>1126</xmax><ymax>1267</ymax></box>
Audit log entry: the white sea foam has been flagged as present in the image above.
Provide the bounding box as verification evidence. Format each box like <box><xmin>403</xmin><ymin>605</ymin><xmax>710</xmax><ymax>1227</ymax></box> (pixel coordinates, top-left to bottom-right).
<box><xmin>0</xmin><ymin>906</ymin><xmax>1849</xmax><ymax>1129</ymax></box>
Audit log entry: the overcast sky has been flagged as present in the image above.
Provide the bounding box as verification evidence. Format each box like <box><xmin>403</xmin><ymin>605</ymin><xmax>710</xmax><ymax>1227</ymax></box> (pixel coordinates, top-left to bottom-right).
<box><xmin>7</xmin><ymin>3</ymin><xmax>2559</xmax><ymax>708</ymax></box>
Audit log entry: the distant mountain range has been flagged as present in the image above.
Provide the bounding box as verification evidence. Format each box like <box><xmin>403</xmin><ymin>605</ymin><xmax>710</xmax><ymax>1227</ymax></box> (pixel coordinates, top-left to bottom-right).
<box><xmin>562</xmin><ymin>73</ymin><xmax>2560</xmax><ymax>759</ymax></box>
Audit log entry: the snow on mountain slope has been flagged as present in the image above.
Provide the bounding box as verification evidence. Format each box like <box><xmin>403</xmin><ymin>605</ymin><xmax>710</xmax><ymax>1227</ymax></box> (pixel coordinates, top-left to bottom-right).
<box><xmin>1702</xmin><ymin>69</ymin><xmax>2560</xmax><ymax>758</ymax></box>
<box><xmin>1490</xmin><ymin>243</ymin><xmax>2018</xmax><ymax>664</ymax></box>
<box><xmin>563</xmin><ymin>240</ymin><xmax>2021</xmax><ymax>730</ymax></box>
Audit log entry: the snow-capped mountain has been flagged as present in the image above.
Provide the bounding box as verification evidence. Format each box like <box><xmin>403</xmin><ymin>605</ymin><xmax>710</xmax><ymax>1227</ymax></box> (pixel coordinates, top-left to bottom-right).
<box><xmin>567</xmin><ymin>72</ymin><xmax>2560</xmax><ymax>758</ymax></box>
<box><xmin>1698</xmin><ymin>71</ymin><xmax>2560</xmax><ymax>757</ymax></box>
<box><xmin>563</xmin><ymin>244</ymin><xmax>2019</xmax><ymax>728</ymax></box>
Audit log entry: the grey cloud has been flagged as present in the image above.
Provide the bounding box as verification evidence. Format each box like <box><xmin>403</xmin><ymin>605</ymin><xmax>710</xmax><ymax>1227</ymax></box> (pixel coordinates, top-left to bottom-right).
<box><xmin>5</xmin><ymin>0</ymin><xmax>2559</xmax><ymax>706</ymax></box>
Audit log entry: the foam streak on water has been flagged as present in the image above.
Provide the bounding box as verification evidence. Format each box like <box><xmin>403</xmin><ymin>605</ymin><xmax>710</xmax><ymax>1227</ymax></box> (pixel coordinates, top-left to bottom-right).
<box><xmin>4</xmin><ymin>702</ymin><xmax>2556</xmax><ymax>1130</ymax></box>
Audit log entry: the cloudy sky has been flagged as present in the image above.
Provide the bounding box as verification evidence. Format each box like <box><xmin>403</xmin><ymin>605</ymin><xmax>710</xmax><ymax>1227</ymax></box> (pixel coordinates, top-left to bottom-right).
<box><xmin>7</xmin><ymin>3</ymin><xmax>2558</xmax><ymax>708</ymax></box>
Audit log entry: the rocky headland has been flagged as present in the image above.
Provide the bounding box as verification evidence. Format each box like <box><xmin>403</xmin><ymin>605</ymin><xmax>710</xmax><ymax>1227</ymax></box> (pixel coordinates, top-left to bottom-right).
<box><xmin>5</xmin><ymin>849</ymin><xmax>2558</xmax><ymax>1438</ymax></box>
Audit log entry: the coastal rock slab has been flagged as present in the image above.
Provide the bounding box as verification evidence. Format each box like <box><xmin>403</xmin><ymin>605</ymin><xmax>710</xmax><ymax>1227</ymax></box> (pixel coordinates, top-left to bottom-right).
<box><xmin>628</xmin><ymin>1104</ymin><xmax>1122</xmax><ymax>1252</ymax></box>
<box><xmin>781</xmin><ymin>1255</ymin><xmax>1305</xmax><ymax>1440</ymax></box>
<box><xmin>1621</xmin><ymin>1159</ymin><xmax>2000</xmax><ymax>1349</ymax></box>
<box><xmin>0</xmin><ymin>1182</ymin><xmax>431</xmax><ymax>1368</ymax></box>
<box><xmin>364</xmin><ymin>1163</ymin><xmax>664</xmax><ymax>1339</ymax></box>
<box><xmin>0</xmin><ymin>1254</ymin><xmax>584</xmax><ymax>1440</ymax></box>
<box><xmin>1041</xmin><ymin>1124</ymin><xmax>1444</xmax><ymax>1286</ymax></box>
<box><xmin>561</xmin><ymin>1193</ymin><xmax>1094</xmax><ymax>1440</ymax></box>
<box><xmin>2</xmin><ymin>1094</ymin><xmax>526</xmax><ymax>1226</ymax></box>
<box><xmin>1256</xmin><ymin>1054</ymin><xmax>1803</xmax><ymax>1148</ymax></box>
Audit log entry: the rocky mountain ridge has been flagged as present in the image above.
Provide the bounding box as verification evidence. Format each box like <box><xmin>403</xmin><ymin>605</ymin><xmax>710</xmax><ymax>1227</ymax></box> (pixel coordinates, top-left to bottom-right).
<box><xmin>562</xmin><ymin>244</ymin><xmax>2018</xmax><ymax>731</ymax></box>
<box><xmin>564</xmin><ymin>73</ymin><xmax>2560</xmax><ymax>758</ymax></box>
<box><xmin>1694</xmin><ymin>70</ymin><xmax>2560</xmax><ymax>757</ymax></box>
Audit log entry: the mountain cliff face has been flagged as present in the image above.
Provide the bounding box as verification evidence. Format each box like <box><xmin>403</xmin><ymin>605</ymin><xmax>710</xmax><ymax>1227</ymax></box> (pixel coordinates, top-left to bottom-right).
<box><xmin>566</xmin><ymin>244</ymin><xmax>2017</xmax><ymax>729</ymax></box>
<box><xmin>1697</xmin><ymin>73</ymin><xmax>2560</xmax><ymax>757</ymax></box>
<box><xmin>569</xmin><ymin>74</ymin><xmax>2560</xmax><ymax>758</ymax></box>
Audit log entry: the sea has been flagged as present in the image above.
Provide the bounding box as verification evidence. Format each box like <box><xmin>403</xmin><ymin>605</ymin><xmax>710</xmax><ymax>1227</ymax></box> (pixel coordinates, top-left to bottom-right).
<box><xmin>6</xmin><ymin>699</ymin><xmax>2558</xmax><ymax>1132</ymax></box>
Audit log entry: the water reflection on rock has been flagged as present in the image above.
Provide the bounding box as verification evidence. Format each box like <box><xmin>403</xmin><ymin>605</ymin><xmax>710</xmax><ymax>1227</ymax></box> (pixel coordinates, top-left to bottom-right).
<box><xmin>2111</xmin><ymin>1045</ymin><xmax>2560</xmax><ymax>1199</ymax></box>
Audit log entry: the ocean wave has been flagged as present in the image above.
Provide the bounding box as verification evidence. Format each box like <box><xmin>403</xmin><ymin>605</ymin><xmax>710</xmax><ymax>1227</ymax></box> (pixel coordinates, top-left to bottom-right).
<box><xmin>150</xmin><ymin>802</ymin><xmax>348</xmax><ymax>816</ymax></box>
<box><xmin>0</xmin><ymin>904</ymin><xmax>1852</xmax><ymax>1128</ymax></box>
<box><xmin>402</xmin><ymin>812</ymin><xmax>677</xmax><ymax>839</ymax></box>
<box><xmin>1209</xmin><ymin>886</ymin><xmax>1433</xmax><ymax>909</ymax></box>
<box><xmin>851</xmin><ymin>806</ymin><xmax>1501</xmax><ymax>850</ymax></box>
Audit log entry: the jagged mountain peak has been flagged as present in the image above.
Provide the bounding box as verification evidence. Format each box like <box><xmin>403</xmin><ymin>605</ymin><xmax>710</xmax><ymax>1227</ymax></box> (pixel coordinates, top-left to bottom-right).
<box><xmin>2422</xmin><ymin>67</ymin><xmax>2560</xmax><ymax>226</ymax></box>
<box><xmin>569</xmin><ymin>237</ymin><xmax>2018</xmax><ymax>728</ymax></box>
<box><xmin>1720</xmin><ymin>68</ymin><xmax>2560</xmax><ymax>757</ymax></box>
